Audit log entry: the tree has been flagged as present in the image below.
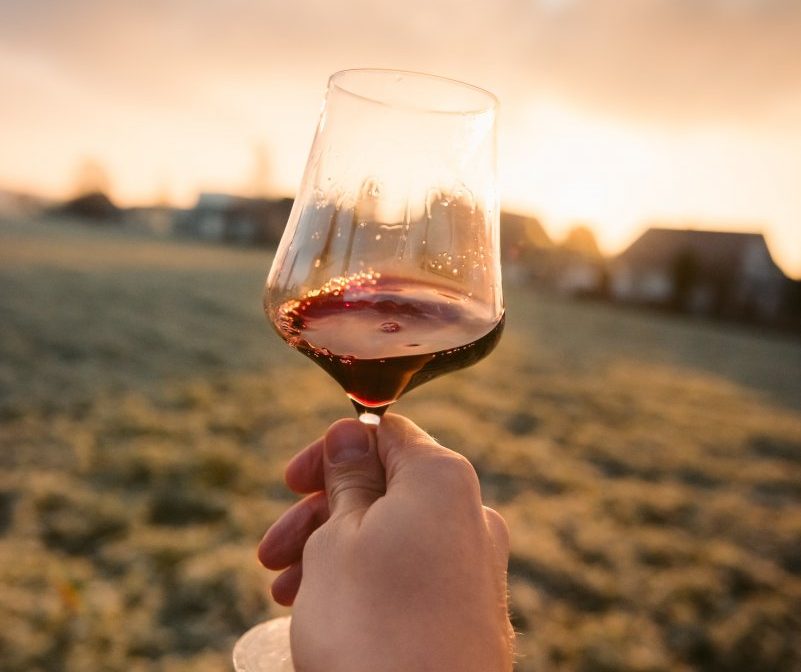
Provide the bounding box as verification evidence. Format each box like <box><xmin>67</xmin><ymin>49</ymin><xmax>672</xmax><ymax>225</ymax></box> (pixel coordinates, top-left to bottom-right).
<box><xmin>72</xmin><ymin>157</ymin><xmax>112</xmax><ymax>198</ymax></box>
<box><xmin>562</xmin><ymin>225</ymin><xmax>601</xmax><ymax>257</ymax></box>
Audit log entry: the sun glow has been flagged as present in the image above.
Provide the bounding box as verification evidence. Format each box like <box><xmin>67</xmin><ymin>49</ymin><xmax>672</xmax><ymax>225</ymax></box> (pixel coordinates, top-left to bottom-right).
<box><xmin>1</xmin><ymin>1</ymin><xmax>800</xmax><ymax>278</ymax></box>
<box><xmin>500</xmin><ymin>98</ymin><xmax>801</xmax><ymax>277</ymax></box>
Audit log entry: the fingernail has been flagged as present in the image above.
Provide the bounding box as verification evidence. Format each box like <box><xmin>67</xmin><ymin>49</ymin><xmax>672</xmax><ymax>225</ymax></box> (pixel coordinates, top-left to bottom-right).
<box><xmin>325</xmin><ymin>422</ymin><xmax>371</xmax><ymax>464</ymax></box>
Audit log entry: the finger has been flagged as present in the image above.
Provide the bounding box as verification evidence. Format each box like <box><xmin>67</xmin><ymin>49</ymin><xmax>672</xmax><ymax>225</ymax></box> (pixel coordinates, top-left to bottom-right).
<box><xmin>483</xmin><ymin>505</ymin><xmax>511</xmax><ymax>567</ymax></box>
<box><xmin>284</xmin><ymin>437</ymin><xmax>325</xmax><ymax>494</ymax></box>
<box><xmin>270</xmin><ymin>561</ymin><xmax>302</xmax><ymax>606</ymax></box>
<box><xmin>323</xmin><ymin>419</ymin><xmax>386</xmax><ymax>519</ymax></box>
<box><xmin>258</xmin><ymin>491</ymin><xmax>329</xmax><ymax>570</ymax></box>
<box><xmin>377</xmin><ymin>413</ymin><xmax>482</xmax><ymax>507</ymax></box>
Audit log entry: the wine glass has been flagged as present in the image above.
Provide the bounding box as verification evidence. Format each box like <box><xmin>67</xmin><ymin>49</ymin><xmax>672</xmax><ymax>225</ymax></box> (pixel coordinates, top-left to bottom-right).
<box><xmin>234</xmin><ymin>68</ymin><xmax>502</xmax><ymax>670</ymax></box>
<box><xmin>265</xmin><ymin>68</ymin><xmax>503</xmax><ymax>425</ymax></box>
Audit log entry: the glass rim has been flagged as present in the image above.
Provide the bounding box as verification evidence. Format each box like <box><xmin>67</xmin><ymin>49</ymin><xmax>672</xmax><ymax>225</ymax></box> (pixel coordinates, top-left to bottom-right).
<box><xmin>328</xmin><ymin>68</ymin><xmax>499</xmax><ymax>115</ymax></box>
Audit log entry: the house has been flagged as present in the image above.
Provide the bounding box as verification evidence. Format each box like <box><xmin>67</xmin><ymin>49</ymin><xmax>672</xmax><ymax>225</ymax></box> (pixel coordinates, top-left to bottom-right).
<box><xmin>551</xmin><ymin>226</ymin><xmax>606</xmax><ymax>296</ymax></box>
<box><xmin>124</xmin><ymin>206</ymin><xmax>179</xmax><ymax>236</ymax></box>
<box><xmin>499</xmin><ymin>216</ymin><xmax>608</xmax><ymax>294</ymax></box>
<box><xmin>499</xmin><ymin>211</ymin><xmax>554</xmax><ymax>285</ymax></box>
<box><xmin>610</xmin><ymin>228</ymin><xmax>787</xmax><ymax>320</ymax></box>
<box><xmin>51</xmin><ymin>191</ymin><xmax>121</xmax><ymax>222</ymax></box>
<box><xmin>500</xmin><ymin>211</ymin><xmax>552</xmax><ymax>260</ymax></box>
<box><xmin>0</xmin><ymin>189</ymin><xmax>47</xmax><ymax>219</ymax></box>
<box><xmin>176</xmin><ymin>193</ymin><xmax>293</xmax><ymax>247</ymax></box>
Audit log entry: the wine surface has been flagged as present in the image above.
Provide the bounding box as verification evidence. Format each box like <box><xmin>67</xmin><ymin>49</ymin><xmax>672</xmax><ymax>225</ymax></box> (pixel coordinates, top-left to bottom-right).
<box><xmin>272</xmin><ymin>276</ymin><xmax>504</xmax><ymax>415</ymax></box>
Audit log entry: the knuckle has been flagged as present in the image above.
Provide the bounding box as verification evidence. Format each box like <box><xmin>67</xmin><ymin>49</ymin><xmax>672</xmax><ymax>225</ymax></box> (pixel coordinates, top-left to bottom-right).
<box><xmin>328</xmin><ymin>469</ymin><xmax>384</xmax><ymax>502</ymax></box>
<box><xmin>424</xmin><ymin>451</ymin><xmax>481</xmax><ymax>497</ymax></box>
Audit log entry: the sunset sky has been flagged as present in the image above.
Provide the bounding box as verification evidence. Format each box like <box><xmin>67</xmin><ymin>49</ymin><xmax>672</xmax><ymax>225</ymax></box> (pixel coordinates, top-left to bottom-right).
<box><xmin>1</xmin><ymin>0</ymin><xmax>800</xmax><ymax>277</ymax></box>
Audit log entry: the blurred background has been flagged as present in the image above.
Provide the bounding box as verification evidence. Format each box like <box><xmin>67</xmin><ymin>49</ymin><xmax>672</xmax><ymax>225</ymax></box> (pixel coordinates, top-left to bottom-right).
<box><xmin>1</xmin><ymin>1</ymin><xmax>800</xmax><ymax>670</ymax></box>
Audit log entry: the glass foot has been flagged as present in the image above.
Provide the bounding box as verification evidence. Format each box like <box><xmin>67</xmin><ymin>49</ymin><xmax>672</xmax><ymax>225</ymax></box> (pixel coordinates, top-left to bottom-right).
<box><xmin>233</xmin><ymin>616</ymin><xmax>294</xmax><ymax>672</ymax></box>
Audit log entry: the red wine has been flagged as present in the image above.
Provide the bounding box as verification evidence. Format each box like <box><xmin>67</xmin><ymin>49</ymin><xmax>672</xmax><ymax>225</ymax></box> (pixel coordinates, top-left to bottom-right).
<box><xmin>271</xmin><ymin>276</ymin><xmax>504</xmax><ymax>416</ymax></box>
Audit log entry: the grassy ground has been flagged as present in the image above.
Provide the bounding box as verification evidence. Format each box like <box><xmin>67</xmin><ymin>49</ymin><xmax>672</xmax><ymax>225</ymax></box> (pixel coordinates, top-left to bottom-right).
<box><xmin>2</xmin><ymin>217</ymin><xmax>800</xmax><ymax>671</ymax></box>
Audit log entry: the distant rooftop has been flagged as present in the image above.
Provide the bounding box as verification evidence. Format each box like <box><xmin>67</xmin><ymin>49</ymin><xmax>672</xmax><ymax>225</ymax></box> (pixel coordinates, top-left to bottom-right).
<box><xmin>617</xmin><ymin>227</ymin><xmax>782</xmax><ymax>276</ymax></box>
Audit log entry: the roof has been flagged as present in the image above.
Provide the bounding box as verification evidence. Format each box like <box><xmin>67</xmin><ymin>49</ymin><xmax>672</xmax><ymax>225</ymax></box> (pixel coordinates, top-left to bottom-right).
<box><xmin>616</xmin><ymin>227</ymin><xmax>780</xmax><ymax>275</ymax></box>
<box><xmin>500</xmin><ymin>211</ymin><xmax>552</xmax><ymax>249</ymax></box>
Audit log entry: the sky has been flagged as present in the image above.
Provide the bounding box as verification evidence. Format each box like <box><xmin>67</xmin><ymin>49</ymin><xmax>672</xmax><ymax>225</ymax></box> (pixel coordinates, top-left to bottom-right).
<box><xmin>1</xmin><ymin>0</ymin><xmax>800</xmax><ymax>277</ymax></box>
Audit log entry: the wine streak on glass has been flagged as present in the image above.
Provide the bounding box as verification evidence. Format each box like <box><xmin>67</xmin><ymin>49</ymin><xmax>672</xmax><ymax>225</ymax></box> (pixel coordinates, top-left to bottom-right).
<box><xmin>264</xmin><ymin>69</ymin><xmax>504</xmax><ymax>425</ymax></box>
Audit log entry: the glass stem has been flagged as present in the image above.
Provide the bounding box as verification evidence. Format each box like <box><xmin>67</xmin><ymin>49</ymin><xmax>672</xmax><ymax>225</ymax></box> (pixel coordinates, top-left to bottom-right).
<box><xmin>358</xmin><ymin>412</ymin><xmax>382</xmax><ymax>426</ymax></box>
<box><xmin>350</xmin><ymin>398</ymin><xmax>390</xmax><ymax>425</ymax></box>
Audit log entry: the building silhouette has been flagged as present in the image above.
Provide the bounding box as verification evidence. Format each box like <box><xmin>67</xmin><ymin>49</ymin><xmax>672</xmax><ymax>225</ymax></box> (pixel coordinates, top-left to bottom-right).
<box><xmin>610</xmin><ymin>228</ymin><xmax>787</xmax><ymax>320</ymax></box>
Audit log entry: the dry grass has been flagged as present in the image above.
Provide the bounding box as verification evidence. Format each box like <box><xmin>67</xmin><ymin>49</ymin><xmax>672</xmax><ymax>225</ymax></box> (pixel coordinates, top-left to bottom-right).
<box><xmin>2</xmin><ymin>217</ymin><xmax>800</xmax><ymax>671</ymax></box>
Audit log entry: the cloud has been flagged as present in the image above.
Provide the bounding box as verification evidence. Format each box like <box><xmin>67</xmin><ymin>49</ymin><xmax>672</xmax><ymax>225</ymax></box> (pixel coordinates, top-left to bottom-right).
<box><xmin>2</xmin><ymin>0</ymin><xmax>800</xmax><ymax>126</ymax></box>
<box><xmin>516</xmin><ymin>0</ymin><xmax>801</xmax><ymax>124</ymax></box>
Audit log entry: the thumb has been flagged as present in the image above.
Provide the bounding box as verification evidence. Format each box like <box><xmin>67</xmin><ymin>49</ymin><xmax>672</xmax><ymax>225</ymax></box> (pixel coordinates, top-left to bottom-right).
<box><xmin>323</xmin><ymin>419</ymin><xmax>386</xmax><ymax>520</ymax></box>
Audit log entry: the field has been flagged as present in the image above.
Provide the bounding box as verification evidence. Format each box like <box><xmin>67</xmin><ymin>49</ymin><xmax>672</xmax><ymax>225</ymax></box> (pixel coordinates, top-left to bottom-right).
<box><xmin>2</xmin><ymin>217</ymin><xmax>801</xmax><ymax>671</ymax></box>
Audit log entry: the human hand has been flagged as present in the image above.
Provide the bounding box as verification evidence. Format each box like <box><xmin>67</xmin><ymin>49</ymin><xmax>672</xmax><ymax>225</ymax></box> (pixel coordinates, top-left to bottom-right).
<box><xmin>258</xmin><ymin>414</ymin><xmax>514</xmax><ymax>672</ymax></box>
